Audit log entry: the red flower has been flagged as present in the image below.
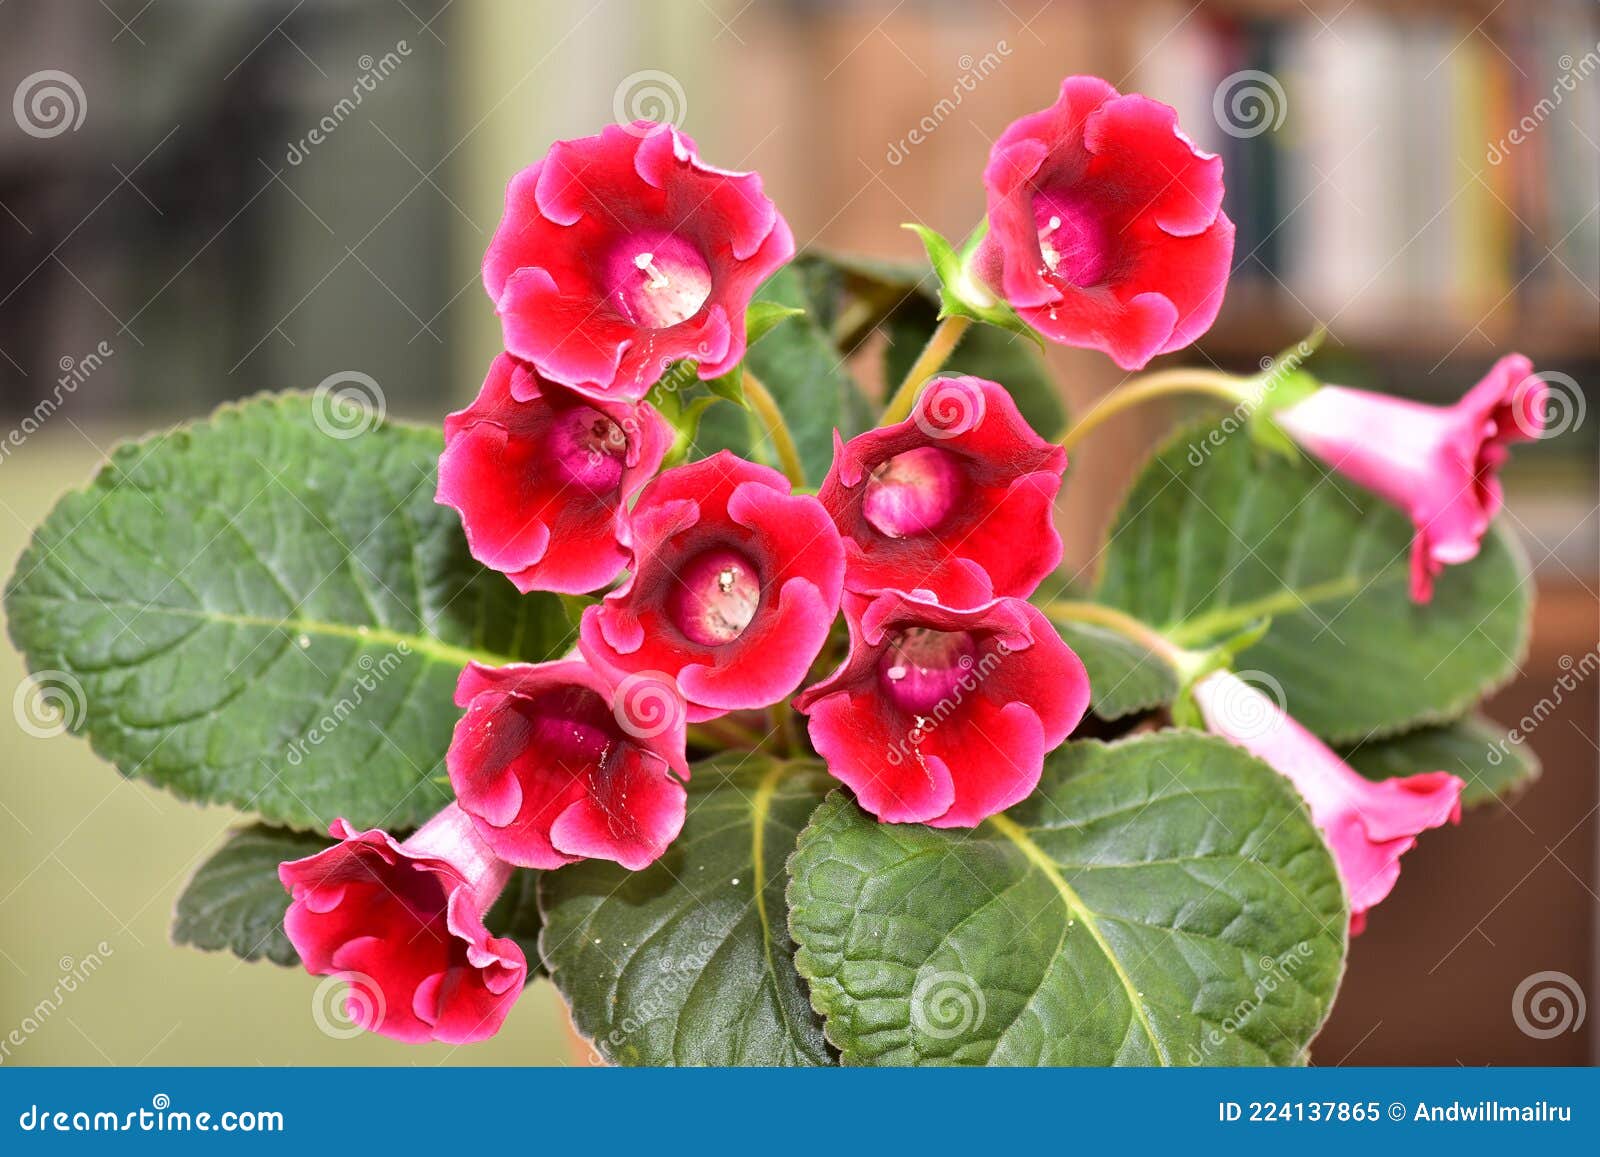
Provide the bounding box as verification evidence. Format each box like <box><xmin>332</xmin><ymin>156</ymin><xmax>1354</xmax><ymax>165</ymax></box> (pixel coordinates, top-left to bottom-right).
<box><xmin>1273</xmin><ymin>354</ymin><xmax>1545</xmax><ymax>602</ymax></box>
<box><xmin>972</xmin><ymin>76</ymin><xmax>1235</xmax><ymax>370</ymax></box>
<box><xmin>794</xmin><ymin>590</ymin><xmax>1090</xmax><ymax>827</ymax></box>
<box><xmin>436</xmin><ymin>354</ymin><xmax>671</xmax><ymax>594</ymax></box>
<box><xmin>817</xmin><ymin>376</ymin><xmax>1066</xmax><ymax>607</ymax></box>
<box><xmin>482</xmin><ymin>123</ymin><xmax>794</xmax><ymax>400</ymax></box>
<box><xmin>446</xmin><ymin>660</ymin><xmax>690</xmax><ymax>871</ymax></box>
<box><xmin>580</xmin><ymin>452</ymin><xmax>844</xmax><ymax>721</ymax></box>
<box><xmin>278</xmin><ymin>804</ymin><xmax>526</xmax><ymax>1045</ymax></box>
<box><xmin>1194</xmin><ymin>670</ymin><xmax>1463</xmax><ymax>934</ymax></box>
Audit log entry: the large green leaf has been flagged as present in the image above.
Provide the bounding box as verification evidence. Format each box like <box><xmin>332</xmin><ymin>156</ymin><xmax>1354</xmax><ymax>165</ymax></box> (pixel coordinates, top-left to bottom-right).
<box><xmin>787</xmin><ymin>732</ymin><xmax>1347</xmax><ymax>1066</ymax></box>
<box><xmin>539</xmin><ymin>756</ymin><xmax>834</xmax><ymax>1066</ymax></box>
<box><xmin>1341</xmin><ymin>715</ymin><xmax>1540</xmax><ymax>808</ymax></box>
<box><xmin>173</xmin><ymin>824</ymin><xmax>331</xmax><ymax>965</ymax></box>
<box><xmin>485</xmin><ymin>867</ymin><xmax>546</xmax><ymax>963</ymax></box>
<box><xmin>739</xmin><ymin>265</ymin><xmax>872</xmax><ymax>483</ymax></box>
<box><xmin>1052</xmin><ymin>619</ymin><xmax>1179</xmax><ymax>720</ymax></box>
<box><xmin>4</xmin><ymin>393</ymin><xmax>572</xmax><ymax>830</ymax></box>
<box><xmin>173</xmin><ymin>824</ymin><xmax>546</xmax><ymax>968</ymax></box>
<box><xmin>1094</xmin><ymin>427</ymin><xmax>1531</xmax><ymax>742</ymax></box>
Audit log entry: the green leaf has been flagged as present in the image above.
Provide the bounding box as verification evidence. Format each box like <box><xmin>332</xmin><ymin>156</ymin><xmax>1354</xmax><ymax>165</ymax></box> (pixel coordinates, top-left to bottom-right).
<box><xmin>539</xmin><ymin>756</ymin><xmax>835</xmax><ymax>1066</ymax></box>
<box><xmin>799</xmin><ymin>248</ymin><xmax>927</xmax><ymax>293</ymax></box>
<box><xmin>485</xmin><ymin>868</ymin><xmax>545</xmax><ymax>963</ymax></box>
<box><xmin>173</xmin><ymin>825</ymin><xmax>332</xmax><ymax>966</ymax></box>
<box><xmin>1051</xmin><ymin>620</ymin><xmax>1179</xmax><ymax>720</ymax></box>
<box><xmin>788</xmin><ymin>732</ymin><xmax>1347</xmax><ymax>1066</ymax></box>
<box><xmin>735</xmin><ymin>266</ymin><xmax>872</xmax><ymax>482</ymax></box>
<box><xmin>4</xmin><ymin>393</ymin><xmax>573</xmax><ymax>830</ymax></box>
<box><xmin>701</xmin><ymin>303</ymin><xmax>807</xmax><ymax>409</ymax></box>
<box><xmin>885</xmin><ymin>302</ymin><xmax>1066</xmax><ymax>441</ymax></box>
<box><xmin>1341</xmin><ymin>715</ymin><xmax>1541</xmax><ymax>808</ymax></box>
<box><xmin>745</xmin><ymin>301</ymin><xmax>806</xmax><ymax>346</ymax></box>
<box><xmin>903</xmin><ymin>222</ymin><xmax>1038</xmax><ymax>342</ymax></box>
<box><xmin>1094</xmin><ymin>426</ymin><xmax>1532</xmax><ymax>743</ymax></box>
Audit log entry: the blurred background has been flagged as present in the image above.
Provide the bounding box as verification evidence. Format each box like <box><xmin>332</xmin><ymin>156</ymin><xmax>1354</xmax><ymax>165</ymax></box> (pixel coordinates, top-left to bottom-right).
<box><xmin>0</xmin><ymin>0</ymin><xmax>1595</xmax><ymax>1066</ymax></box>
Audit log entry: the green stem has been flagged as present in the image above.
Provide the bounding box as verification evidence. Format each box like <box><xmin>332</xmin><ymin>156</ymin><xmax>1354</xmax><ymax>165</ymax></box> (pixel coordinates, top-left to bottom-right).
<box><xmin>688</xmin><ymin>716</ymin><xmax>765</xmax><ymax>751</ymax></box>
<box><xmin>879</xmin><ymin>315</ymin><xmax>972</xmax><ymax>426</ymax></box>
<box><xmin>1044</xmin><ymin>599</ymin><xmax>1203</xmax><ymax>677</ymax></box>
<box><xmin>1056</xmin><ymin>369</ymin><xmax>1253</xmax><ymax>454</ymax></box>
<box><xmin>742</xmin><ymin>370</ymin><xmax>807</xmax><ymax>489</ymax></box>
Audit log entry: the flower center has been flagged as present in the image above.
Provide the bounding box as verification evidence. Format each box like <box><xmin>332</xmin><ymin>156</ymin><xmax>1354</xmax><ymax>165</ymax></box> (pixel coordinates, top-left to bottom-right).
<box><xmin>525</xmin><ymin>688</ymin><xmax>619</xmax><ymax>766</ymax></box>
<box><xmin>1034</xmin><ymin>196</ymin><xmax>1109</xmax><ymax>288</ymax></box>
<box><xmin>666</xmin><ymin>547</ymin><xmax>762</xmax><ymax>646</ymax></box>
<box><xmin>608</xmin><ymin>233</ymin><xmax>712</xmax><ymax>329</ymax></box>
<box><xmin>545</xmin><ymin>407</ymin><xmax>628</xmax><ymax>493</ymax></box>
<box><xmin>861</xmin><ymin>446</ymin><xmax>963</xmax><ymax>539</ymax></box>
<box><xmin>877</xmin><ymin>627</ymin><xmax>977</xmax><ymax>715</ymax></box>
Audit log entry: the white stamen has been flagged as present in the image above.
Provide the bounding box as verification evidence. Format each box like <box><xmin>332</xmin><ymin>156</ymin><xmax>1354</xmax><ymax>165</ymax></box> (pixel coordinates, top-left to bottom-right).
<box><xmin>1039</xmin><ymin>215</ymin><xmax>1063</xmax><ymax>272</ymax></box>
<box><xmin>633</xmin><ymin>250</ymin><xmax>669</xmax><ymax>290</ymax></box>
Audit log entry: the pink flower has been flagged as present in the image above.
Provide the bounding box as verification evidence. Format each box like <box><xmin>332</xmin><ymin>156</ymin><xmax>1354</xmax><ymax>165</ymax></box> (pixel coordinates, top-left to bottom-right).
<box><xmin>817</xmin><ymin>376</ymin><xmax>1066</xmax><ymax>608</ymax></box>
<box><xmin>579</xmin><ymin>452</ymin><xmax>845</xmax><ymax>722</ymax></box>
<box><xmin>436</xmin><ymin>354</ymin><xmax>672</xmax><ymax>594</ymax></box>
<box><xmin>1273</xmin><ymin>354</ymin><xmax>1545</xmax><ymax>602</ymax></box>
<box><xmin>482</xmin><ymin>124</ymin><xmax>794</xmax><ymax>400</ymax></box>
<box><xmin>446</xmin><ymin>660</ymin><xmax>690</xmax><ymax>871</ymax></box>
<box><xmin>1193</xmin><ymin>670</ymin><xmax>1463</xmax><ymax>934</ymax></box>
<box><xmin>971</xmin><ymin>76</ymin><xmax>1235</xmax><ymax>370</ymax></box>
<box><xmin>794</xmin><ymin>590</ymin><xmax>1090</xmax><ymax>827</ymax></box>
<box><xmin>278</xmin><ymin>803</ymin><xmax>526</xmax><ymax>1045</ymax></box>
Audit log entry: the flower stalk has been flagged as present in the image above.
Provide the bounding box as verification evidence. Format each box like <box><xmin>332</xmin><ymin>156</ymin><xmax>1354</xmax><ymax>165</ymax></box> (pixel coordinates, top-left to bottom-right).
<box><xmin>879</xmin><ymin>315</ymin><xmax>972</xmax><ymax>426</ymax></box>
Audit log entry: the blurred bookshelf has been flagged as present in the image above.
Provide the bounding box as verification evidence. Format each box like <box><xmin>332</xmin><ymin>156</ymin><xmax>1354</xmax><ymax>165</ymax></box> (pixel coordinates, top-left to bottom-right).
<box><xmin>1133</xmin><ymin>0</ymin><xmax>1599</xmax><ymax>373</ymax></box>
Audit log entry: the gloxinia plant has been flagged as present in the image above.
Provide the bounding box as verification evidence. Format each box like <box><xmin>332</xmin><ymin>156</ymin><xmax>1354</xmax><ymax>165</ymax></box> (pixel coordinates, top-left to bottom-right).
<box><xmin>4</xmin><ymin>74</ymin><xmax>1551</xmax><ymax>1068</ymax></box>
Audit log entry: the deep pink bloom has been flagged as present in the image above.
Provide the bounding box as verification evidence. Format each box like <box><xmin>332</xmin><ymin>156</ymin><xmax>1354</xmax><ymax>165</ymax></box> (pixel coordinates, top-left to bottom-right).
<box><xmin>794</xmin><ymin>590</ymin><xmax>1089</xmax><ymax>827</ymax></box>
<box><xmin>436</xmin><ymin>354</ymin><xmax>671</xmax><ymax>594</ymax></box>
<box><xmin>447</xmin><ymin>660</ymin><xmax>690</xmax><ymax>871</ymax></box>
<box><xmin>972</xmin><ymin>75</ymin><xmax>1235</xmax><ymax>370</ymax></box>
<box><xmin>482</xmin><ymin>123</ymin><xmax>794</xmax><ymax>400</ymax></box>
<box><xmin>579</xmin><ymin>452</ymin><xmax>845</xmax><ymax>722</ymax></box>
<box><xmin>817</xmin><ymin>376</ymin><xmax>1065</xmax><ymax>607</ymax></box>
<box><xmin>1274</xmin><ymin>354</ymin><xmax>1545</xmax><ymax>602</ymax></box>
<box><xmin>1193</xmin><ymin>670</ymin><xmax>1463</xmax><ymax>934</ymax></box>
<box><xmin>278</xmin><ymin>804</ymin><xmax>525</xmax><ymax>1045</ymax></box>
